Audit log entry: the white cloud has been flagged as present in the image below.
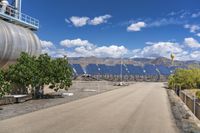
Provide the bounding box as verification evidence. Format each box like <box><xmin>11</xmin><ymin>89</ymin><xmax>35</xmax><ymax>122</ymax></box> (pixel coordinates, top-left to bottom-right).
<box><xmin>131</xmin><ymin>42</ymin><xmax>184</xmax><ymax>59</ymax></box>
<box><xmin>60</xmin><ymin>38</ymin><xmax>92</xmax><ymax>48</ymax></box>
<box><xmin>60</xmin><ymin>38</ymin><xmax>127</xmax><ymax>58</ymax></box>
<box><xmin>167</xmin><ymin>10</ymin><xmax>191</xmax><ymax>19</ymax></box>
<box><xmin>192</xmin><ymin>12</ymin><xmax>200</xmax><ymax>18</ymax></box>
<box><xmin>148</xmin><ymin>18</ymin><xmax>184</xmax><ymax>27</ymax></box>
<box><xmin>168</xmin><ymin>12</ymin><xmax>176</xmax><ymax>16</ymax></box>
<box><xmin>131</xmin><ymin>38</ymin><xmax>200</xmax><ymax>60</ymax></box>
<box><xmin>42</xmin><ymin>38</ymin><xmax>127</xmax><ymax>58</ymax></box>
<box><xmin>93</xmin><ymin>45</ymin><xmax>127</xmax><ymax>57</ymax></box>
<box><xmin>89</xmin><ymin>14</ymin><xmax>112</xmax><ymax>25</ymax></box>
<box><xmin>72</xmin><ymin>45</ymin><xmax>127</xmax><ymax>58</ymax></box>
<box><xmin>69</xmin><ymin>16</ymin><xmax>90</xmax><ymax>27</ymax></box>
<box><xmin>42</xmin><ymin>48</ymin><xmax>69</xmax><ymax>58</ymax></box>
<box><xmin>196</xmin><ymin>33</ymin><xmax>200</xmax><ymax>37</ymax></box>
<box><xmin>41</xmin><ymin>38</ymin><xmax>200</xmax><ymax>61</ymax></box>
<box><xmin>40</xmin><ymin>40</ymin><xmax>54</xmax><ymax>48</ymax></box>
<box><xmin>180</xmin><ymin>11</ymin><xmax>191</xmax><ymax>19</ymax></box>
<box><xmin>184</xmin><ymin>37</ymin><xmax>200</xmax><ymax>48</ymax></box>
<box><xmin>127</xmin><ymin>22</ymin><xmax>146</xmax><ymax>32</ymax></box>
<box><xmin>40</xmin><ymin>40</ymin><xmax>70</xmax><ymax>58</ymax></box>
<box><xmin>125</xmin><ymin>11</ymin><xmax>188</xmax><ymax>32</ymax></box>
<box><xmin>190</xmin><ymin>51</ymin><xmax>200</xmax><ymax>60</ymax></box>
<box><xmin>184</xmin><ymin>24</ymin><xmax>200</xmax><ymax>33</ymax></box>
<box><xmin>67</xmin><ymin>14</ymin><xmax>112</xmax><ymax>27</ymax></box>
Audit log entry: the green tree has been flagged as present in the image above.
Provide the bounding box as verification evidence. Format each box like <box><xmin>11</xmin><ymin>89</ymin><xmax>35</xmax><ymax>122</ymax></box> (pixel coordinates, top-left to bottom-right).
<box><xmin>0</xmin><ymin>70</ymin><xmax>10</xmax><ymax>98</ymax></box>
<box><xmin>168</xmin><ymin>68</ymin><xmax>200</xmax><ymax>90</ymax></box>
<box><xmin>49</xmin><ymin>57</ymin><xmax>73</xmax><ymax>91</ymax></box>
<box><xmin>196</xmin><ymin>91</ymin><xmax>200</xmax><ymax>99</ymax></box>
<box><xmin>6</xmin><ymin>52</ymin><xmax>73</xmax><ymax>98</ymax></box>
<box><xmin>5</xmin><ymin>52</ymin><xmax>36</xmax><ymax>94</ymax></box>
<box><xmin>168</xmin><ymin>74</ymin><xmax>175</xmax><ymax>89</ymax></box>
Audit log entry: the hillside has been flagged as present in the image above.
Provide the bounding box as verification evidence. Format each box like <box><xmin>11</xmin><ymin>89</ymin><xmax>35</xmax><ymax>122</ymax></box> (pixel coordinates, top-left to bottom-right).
<box><xmin>68</xmin><ymin>57</ymin><xmax>200</xmax><ymax>67</ymax></box>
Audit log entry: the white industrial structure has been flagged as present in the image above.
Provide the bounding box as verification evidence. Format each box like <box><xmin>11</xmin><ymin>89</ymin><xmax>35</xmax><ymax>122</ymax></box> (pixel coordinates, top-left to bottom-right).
<box><xmin>0</xmin><ymin>0</ymin><xmax>41</xmax><ymax>68</ymax></box>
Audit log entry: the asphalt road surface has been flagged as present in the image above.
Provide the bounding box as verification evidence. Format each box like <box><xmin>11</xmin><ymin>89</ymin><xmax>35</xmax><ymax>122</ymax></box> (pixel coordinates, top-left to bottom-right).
<box><xmin>0</xmin><ymin>82</ymin><xmax>179</xmax><ymax>133</ymax></box>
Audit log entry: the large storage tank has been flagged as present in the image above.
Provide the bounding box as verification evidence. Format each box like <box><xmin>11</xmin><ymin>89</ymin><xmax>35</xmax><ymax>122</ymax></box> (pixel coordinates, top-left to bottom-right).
<box><xmin>0</xmin><ymin>19</ymin><xmax>41</xmax><ymax>68</ymax></box>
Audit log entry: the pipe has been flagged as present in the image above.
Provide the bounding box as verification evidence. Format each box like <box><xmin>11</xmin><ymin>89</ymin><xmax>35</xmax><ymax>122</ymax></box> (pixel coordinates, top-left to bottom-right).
<box><xmin>15</xmin><ymin>0</ymin><xmax>21</xmax><ymax>13</ymax></box>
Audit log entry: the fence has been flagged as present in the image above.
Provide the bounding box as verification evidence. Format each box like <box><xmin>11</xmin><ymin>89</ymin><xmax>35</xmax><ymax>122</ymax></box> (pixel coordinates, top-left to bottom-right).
<box><xmin>0</xmin><ymin>3</ymin><xmax>39</xmax><ymax>30</ymax></box>
<box><xmin>180</xmin><ymin>91</ymin><xmax>200</xmax><ymax>119</ymax></box>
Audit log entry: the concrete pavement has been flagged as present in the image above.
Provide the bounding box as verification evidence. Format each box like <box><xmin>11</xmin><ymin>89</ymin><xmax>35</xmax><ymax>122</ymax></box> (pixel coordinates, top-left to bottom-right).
<box><xmin>0</xmin><ymin>82</ymin><xmax>179</xmax><ymax>133</ymax></box>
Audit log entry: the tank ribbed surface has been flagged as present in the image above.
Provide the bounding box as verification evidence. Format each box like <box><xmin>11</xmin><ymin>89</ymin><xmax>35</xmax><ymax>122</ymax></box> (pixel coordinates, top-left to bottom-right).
<box><xmin>0</xmin><ymin>19</ymin><xmax>41</xmax><ymax>68</ymax></box>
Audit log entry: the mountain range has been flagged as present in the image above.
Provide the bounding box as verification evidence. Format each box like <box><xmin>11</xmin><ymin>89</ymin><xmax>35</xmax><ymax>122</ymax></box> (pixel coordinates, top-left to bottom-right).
<box><xmin>68</xmin><ymin>57</ymin><xmax>200</xmax><ymax>68</ymax></box>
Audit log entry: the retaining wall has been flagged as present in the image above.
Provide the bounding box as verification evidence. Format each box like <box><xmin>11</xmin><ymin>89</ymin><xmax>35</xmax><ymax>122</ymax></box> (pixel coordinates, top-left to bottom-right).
<box><xmin>0</xmin><ymin>96</ymin><xmax>15</xmax><ymax>105</ymax></box>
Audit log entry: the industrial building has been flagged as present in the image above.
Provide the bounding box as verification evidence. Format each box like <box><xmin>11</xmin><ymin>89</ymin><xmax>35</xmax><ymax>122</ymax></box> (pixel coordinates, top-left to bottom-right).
<box><xmin>0</xmin><ymin>0</ymin><xmax>41</xmax><ymax>68</ymax></box>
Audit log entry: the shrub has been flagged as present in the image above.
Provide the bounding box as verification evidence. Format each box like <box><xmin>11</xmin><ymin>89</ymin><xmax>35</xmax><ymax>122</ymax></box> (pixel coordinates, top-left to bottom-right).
<box><xmin>0</xmin><ymin>70</ymin><xmax>10</xmax><ymax>98</ymax></box>
<box><xmin>168</xmin><ymin>68</ymin><xmax>200</xmax><ymax>90</ymax></box>
<box><xmin>196</xmin><ymin>91</ymin><xmax>200</xmax><ymax>99</ymax></box>
<box><xmin>6</xmin><ymin>52</ymin><xmax>72</xmax><ymax>98</ymax></box>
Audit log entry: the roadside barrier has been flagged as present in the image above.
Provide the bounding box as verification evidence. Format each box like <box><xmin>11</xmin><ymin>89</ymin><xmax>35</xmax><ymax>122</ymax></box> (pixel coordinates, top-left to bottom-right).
<box><xmin>180</xmin><ymin>91</ymin><xmax>200</xmax><ymax>119</ymax></box>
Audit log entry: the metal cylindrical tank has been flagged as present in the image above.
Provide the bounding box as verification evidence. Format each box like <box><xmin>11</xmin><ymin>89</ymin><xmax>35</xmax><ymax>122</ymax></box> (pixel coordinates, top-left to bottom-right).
<box><xmin>0</xmin><ymin>19</ymin><xmax>41</xmax><ymax>68</ymax></box>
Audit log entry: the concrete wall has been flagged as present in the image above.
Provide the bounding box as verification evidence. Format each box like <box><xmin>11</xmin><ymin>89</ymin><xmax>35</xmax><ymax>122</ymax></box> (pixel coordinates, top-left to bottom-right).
<box><xmin>0</xmin><ymin>96</ymin><xmax>15</xmax><ymax>105</ymax></box>
<box><xmin>0</xmin><ymin>95</ymin><xmax>32</xmax><ymax>105</ymax></box>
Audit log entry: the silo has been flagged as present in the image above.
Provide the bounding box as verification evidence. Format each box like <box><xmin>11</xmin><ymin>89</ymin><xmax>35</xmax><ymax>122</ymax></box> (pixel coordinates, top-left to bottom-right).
<box><xmin>0</xmin><ymin>0</ymin><xmax>41</xmax><ymax>68</ymax></box>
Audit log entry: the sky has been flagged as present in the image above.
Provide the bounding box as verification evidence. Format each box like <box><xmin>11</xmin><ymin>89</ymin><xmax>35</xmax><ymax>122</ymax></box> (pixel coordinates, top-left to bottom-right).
<box><xmin>20</xmin><ymin>0</ymin><xmax>200</xmax><ymax>60</ymax></box>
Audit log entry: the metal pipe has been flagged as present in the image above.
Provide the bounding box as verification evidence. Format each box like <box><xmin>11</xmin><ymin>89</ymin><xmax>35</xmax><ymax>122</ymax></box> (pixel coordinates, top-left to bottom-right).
<box><xmin>14</xmin><ymin>0</ymin><xmax>22</xmax><ymax>20</ymax></box>
<box><xmin>15</xmin><ymin>0</ymin><xmax>21</xmax><ymax>13</ymax></box>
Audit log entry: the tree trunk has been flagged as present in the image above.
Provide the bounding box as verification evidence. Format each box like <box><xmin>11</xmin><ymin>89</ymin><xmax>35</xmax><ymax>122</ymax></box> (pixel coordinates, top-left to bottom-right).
<box><xmin>32</xmin><ymin>85</ymin><xmax>40</xmax><ymax>99</ymax></box>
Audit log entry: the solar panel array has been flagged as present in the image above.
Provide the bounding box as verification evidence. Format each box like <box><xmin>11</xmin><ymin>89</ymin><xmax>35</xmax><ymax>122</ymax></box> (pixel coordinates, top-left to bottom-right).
<box><xmin>70</xmin><ymin>64</ymin><xmax>183</xmax><ymax>76</ymax></box>
<box><xmin>71</xmin><ymin>64</ymin><xmax>85</xmax><ymax>75</ymax></box>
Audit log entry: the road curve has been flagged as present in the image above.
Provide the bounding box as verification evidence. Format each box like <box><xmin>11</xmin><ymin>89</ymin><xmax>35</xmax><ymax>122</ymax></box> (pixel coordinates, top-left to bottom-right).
<box><xmin>0</xmin><ymin>82</ymin><xmax>179</xmax><ymax>133</ymax></box>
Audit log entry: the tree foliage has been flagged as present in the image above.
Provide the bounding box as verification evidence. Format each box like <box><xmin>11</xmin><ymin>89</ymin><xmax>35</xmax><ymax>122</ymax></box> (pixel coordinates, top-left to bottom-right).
<box><xmin>168</xmin><ymin>68</ymin><xmax>200</xmax><ymax>90</ymax></box>
<box><xmin>6</xmin><ymin>52</ymin><xmax>73</xmax><ymax>98</ymax></box>
<box><xmin>49</xmin><ymin>57</ymin><xmax>73</xmax><ymax>91</ymax></box>
<box><xmin>0</xmin><ymin>70</ymin><xmax>10</xmax><ymax>98</ymax></box>
<box><xmin>196</xmin><ymin>91</ymin><xmax>200</xmax><ymax>99</ymax></box>
<box><xmin>6</xmin><ymin>52</ymin><xmax>37</xmax><ymax>88</ymax></box>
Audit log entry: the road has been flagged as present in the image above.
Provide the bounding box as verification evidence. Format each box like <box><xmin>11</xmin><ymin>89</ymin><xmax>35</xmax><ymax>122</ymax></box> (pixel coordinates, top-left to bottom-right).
<box><xmin>0</xmin><ymin>82</ymin><xmax>179</xmax><ymax>133</ymax></box>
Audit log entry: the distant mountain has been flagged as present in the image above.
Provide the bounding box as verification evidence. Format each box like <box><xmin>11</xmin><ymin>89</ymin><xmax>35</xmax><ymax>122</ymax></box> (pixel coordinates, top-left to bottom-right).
<box><xmin>68</xmin><ymin>56</ymin><xmax>200</xmax><ymax>68</ymax></box>
<box><xmin>132</xmin><ymin>58</ymin><xmax>152</xmax><ymax>62</ymax></box>
<box><xmin>150</xmin><ymin>57</ymin><xmax>180</xmax><ymax>66</ymax></box>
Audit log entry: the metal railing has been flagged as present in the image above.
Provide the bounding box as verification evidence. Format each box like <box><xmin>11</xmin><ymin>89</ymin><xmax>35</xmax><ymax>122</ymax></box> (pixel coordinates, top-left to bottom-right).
<box><xmin>0</xmin><ymin>3</ymin><xmax>39</xmax><ymax>30</ymax></box>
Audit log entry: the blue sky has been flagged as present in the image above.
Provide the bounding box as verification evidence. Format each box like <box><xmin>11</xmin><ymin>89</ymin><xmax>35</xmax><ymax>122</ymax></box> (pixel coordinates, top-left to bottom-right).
<box><xmin>20</xmin><ymin>0</ymin><xmax>200</xmax><ymax>60</ymax></box>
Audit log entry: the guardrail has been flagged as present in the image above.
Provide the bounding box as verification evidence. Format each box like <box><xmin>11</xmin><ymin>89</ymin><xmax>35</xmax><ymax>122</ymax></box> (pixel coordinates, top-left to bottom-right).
<box><xmin>0</xmin><ymin>3</ymin><xmax>39</xmax><ymax>30</ymax></box>
<box><xmin>180</xmin><ymin>91</ymin><xmax>200</xmax><ymax>120</ymax></box>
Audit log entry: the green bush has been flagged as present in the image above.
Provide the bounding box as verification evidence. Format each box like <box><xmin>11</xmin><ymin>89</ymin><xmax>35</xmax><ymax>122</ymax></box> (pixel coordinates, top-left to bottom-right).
<box><xmin>196</xmin><ymin>91</ymin><xmax>200</xmax><ymax>99</ymax></box>
<box><xmin>5</xmin><ymin>52</ymin><xmax>73</xmax><ymax>98</ymax></box>
<box><xmin>0</xmin><ymin>70</ymin><xmax>10</xmax><ymax>98</ymax></box>
<box><xmin>168</xmin><ymin>68</ymin><xmax>200</xmax><ymax>90</ymax></box>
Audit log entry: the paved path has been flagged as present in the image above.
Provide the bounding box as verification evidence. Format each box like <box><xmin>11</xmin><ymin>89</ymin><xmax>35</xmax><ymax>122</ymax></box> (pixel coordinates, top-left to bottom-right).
<box><xmin>0</xmin><ymin>82</ymin><xmax>179</xmax><ymax>133</ymax></box>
